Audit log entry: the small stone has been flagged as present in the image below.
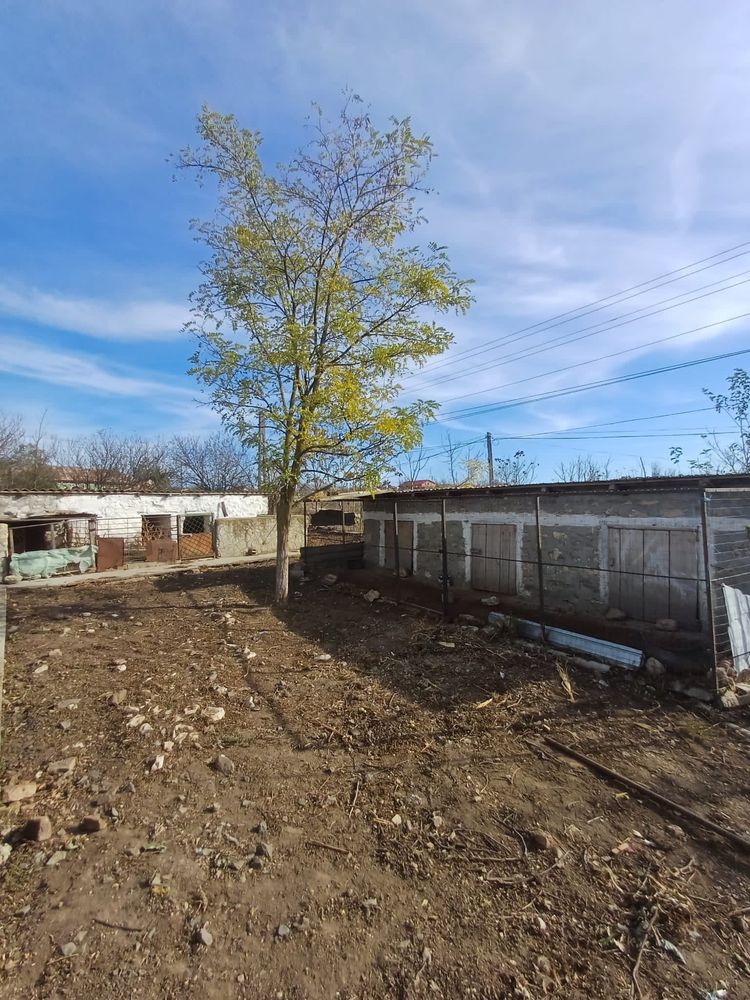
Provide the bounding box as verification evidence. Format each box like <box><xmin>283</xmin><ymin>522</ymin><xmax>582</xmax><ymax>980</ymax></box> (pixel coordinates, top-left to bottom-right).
<box><xmin>363</xmin><ymin>898</ymin><xmax>378</xmax><ymax>914</ymax></box>
<box><xmin>213</xmin><ymin>754</ymin><xmax>235</xmax><ymax>775</ymax></box>
<box><xmin>120</xmin><ymin>781</ymin><xmax>136</xmax><ymax>794</ymax></box>
<box><xmin>276</xmin><ymin>923</ymin><xmax>291</xmax><ymax>939</ymax></box>
<box><xmin>22</xmin><ymin>816</ymin><xmax>53</xmax><ymax>841</ymax></box>
<box><xmin>47</xmin><ymin>851</ymin><xmax>67</xmax><ymax>866</ymax></box>
<box><xmin>60</xmin><ymin>942</ymin><xmax>78</xmax><ymax>957</ymax></box>
<box><xmin>49</xmin><ymin>648</ymin><xmax>63</xmax><ymax>658</ymax></box>
<box><xmin>645</xmin><ymin>657</ymin><xmax>666</xmax><ymax>678</ymax></box>
<box><xmin>684</xmin><ymin>686</ymin><xmax>713</xmax><ymax>703</ymax></box>
<box><xmin>363</xmin><ymin>589</ymin><xmax>380</xmax><ymax>603</ymax></box>
<box><xmin>111</xmin><ymin>658</ymin><xmax>127</xmax><ymax>668</ymax></box>
<box><xmin>255</xmin><ymin>841</ymin><xmax>273</xmax><ymax>859</ymax></box>
<box><xmin>80</xmin><ymin>815</ymin><xmax>105</xmax><ymax>833</ymax></box>
<box><xmin>202</xmin><ymin>706</ymin><xmax>225</xmax><ymax>723</ymax></box>
<box><xmin>314</xmin><ymin>653</ymin><xmax>332</xmax><ymax>662</ymax></box>
<box><xmin>457</xmin><ymin>614</ymin><xmax>480</xmax><ymax>625</ymax></box>
<box><xmin>32</xmin><ymin>664</ymin><xmax>49</xmax><ymax>676</ymax></box>
<box><xmin>480</xmin><ymin>596</ymin><xmax>499</xmax><ymax>606</ymax></box>
<box><xmin>108</xmin><ymin>689</ymin><xmax>127</xmax><ymax>706</ymax></box>
<box><xmin>248</xmin><ymin>855</ymin><xmax>264</xmax><ymax>870</ymax></box>
<box><xmin>527</xmin><ymin>829</ymin><xmax>553</xmax><ymax>852</ymax></box>
<box><xmin>535</xmin><ymin>955</ymin><xmax>553</xmax><ymax>977</ymax></box>
<box><xmin>2</xmin><ymin>781</ymin><xmax>37</xmax><ymax>803</ymax></box>
<box><xmin>666</xmin><ymin>823</ymin><xmax>686</xmax><ymax>839</ymax></box>
<box><xmin>56</xmin><ymin>699</ymin><xmax>79</xmax><ymax>710</ymax></box>
<box><xmin>257</xmin><ymin>820</ymin><xmax>268</xmax><ymax>836</ymax></box>
<box><xmin>656</xmin><ymin>617</ymin><xmax>678</xmax><ymax>632</ymax></box>
<box><xmin>432</xmin><ymin>814</ymin><xmax>444</xmax><ymax>830</ymax></box>
<box><xmin>47</xmin><ymin>757</ymin><xmax>76</xmax><ymax>777</ymax></box>
<box><xmin>196</xmin><ymin>925</ymin><xmax>213</xmax><ymax>947</ymax></box>
<box><xmin>0</xmin><ymin>843</ymin><xmax>12</xmax><ymax>865</ymax></box>
<box><xmin>242</xmin><ymin>648</ymin><xmax>257</xmax><ymax>660</ymax></box>
<box><xmin>59</xmin><ymin>720</ymin><xmax>71</xmax><ymax>731</ymax></box>
<box><xmin>139</xmin><ymin>723</ymin><xmax>154</xmax><ymax>735</ymax></box>
<box><xmin>126</xmin><ymin>714</ymin><xmax>146</xmax><ymax>728</ymax></box>
<box><xmin>436</xmin><ymin>641</ymin><xmax>455</xmax><ymax>649</ymax></box>
<box><xmin>3</xmin><ymin>575</ymin><xmax>21</xmax><ymax>584</ymax></box>
<box><xmin>321</xmin><ymin>574</ymin><xmax>338</xmax><ymax>586</ymax></box>
<box><xmin>605</xmin><ymin>607</ymin><xmax>627</xmax><ymax>621</ymax></box>
<box><xmin>391</xmin><ymin>813</ymin><xmax>402</xmax><ymax>827</ymax></box>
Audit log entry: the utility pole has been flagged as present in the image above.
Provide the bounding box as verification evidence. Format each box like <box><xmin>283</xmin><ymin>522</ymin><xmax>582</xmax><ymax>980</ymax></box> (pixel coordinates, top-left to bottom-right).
<box><xmin>486</xmin><ymin>432</ymin><xmax>495</xmax><ymax>486</ymax></box>
<box><xmin>258</xmin><ymin>413</ymin><xmax>266</xmax><ymax>490</ymax></box>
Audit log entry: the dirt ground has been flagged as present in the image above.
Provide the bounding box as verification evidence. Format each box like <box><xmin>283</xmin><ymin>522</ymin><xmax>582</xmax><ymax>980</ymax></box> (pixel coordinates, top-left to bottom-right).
<box><xmin>1</xmin><ymin>563</ymin><xmax>749</xmax><ymax>999</ymax></box>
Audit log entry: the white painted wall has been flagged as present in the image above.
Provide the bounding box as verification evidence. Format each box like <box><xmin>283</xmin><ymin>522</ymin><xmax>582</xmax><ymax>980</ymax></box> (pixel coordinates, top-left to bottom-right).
<box><xmin>0</xmin><ymin>492</ymin><xmax>268</xmax><ymax>522</ymax></box>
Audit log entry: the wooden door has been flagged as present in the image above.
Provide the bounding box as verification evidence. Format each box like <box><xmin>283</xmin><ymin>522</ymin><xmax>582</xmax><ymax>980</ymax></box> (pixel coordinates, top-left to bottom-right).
<box><xmin>471</xmin><ymin>523</ymin><xmax>516</xmax><ymax>593</ymax></box>
<box><xmin>608</xmin><ymin>527</ymin><xmax>699</xmax><ymax>626</ymax></box>
<box><xmin>384</xmin><ymin>519</ymin><xmax>414</xmax><ymax>573</ymax></box>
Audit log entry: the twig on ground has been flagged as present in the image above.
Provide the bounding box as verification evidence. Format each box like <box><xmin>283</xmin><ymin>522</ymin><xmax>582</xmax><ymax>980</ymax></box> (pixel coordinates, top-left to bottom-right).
<box><xmin>631</xmin><ymin>906</ymin><xmax>659</xmax><ymax>1000</ymax></box>
<box><xmin>93</xmin><ymin>917</ymin><xmax>145</xmax><ymax>932</ymax></box>
<box><xmin>305</xmin><ymin>839</ymin><xmax>353</xmax><ymax>857</ymax></box>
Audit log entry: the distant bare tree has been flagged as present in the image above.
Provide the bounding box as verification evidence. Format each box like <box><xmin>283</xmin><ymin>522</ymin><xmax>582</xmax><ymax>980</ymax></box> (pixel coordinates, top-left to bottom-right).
<box><xmin>0</xmin><ymin>411</ymin><xmax>23</xmax><ymax>462</ymax></box>
<box><xmin>56</xmin><ymin>430</ymin><xmax>173</xmax><ymax>490</ymax></box>
<box><xmin>555</xmin><ymin>455</ymin><xmax>612</xmax><ymax>482</ymax></box>
<box><xmin>495</xmin><ymin>450</ymin><xmax>537</xmax><ymax>486</ymax></box>
<box><xmin>0</xmin><ymin>411</ymin><xmax>57</xmax><ymax>489</ymax></box>
<box><xmin>394</xmin><ymin>444</ymin><xmax>431</xmax><ymax>486</ymax></box>
<box><xmin>171</xmin><ymin>433</ymin><xmax>257</xmax><ymax>491</ymax></box>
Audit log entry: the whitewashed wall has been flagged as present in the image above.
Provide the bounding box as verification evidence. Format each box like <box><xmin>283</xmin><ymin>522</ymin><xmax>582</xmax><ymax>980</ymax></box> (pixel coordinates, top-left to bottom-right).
<box><xmin>0</xmin><ymin>492</ymin><xmax>268</xmax><ymax>521</ymax></box>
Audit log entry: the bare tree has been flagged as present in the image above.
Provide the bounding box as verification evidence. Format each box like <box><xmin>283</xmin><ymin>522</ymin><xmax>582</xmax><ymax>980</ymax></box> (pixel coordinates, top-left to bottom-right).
<box><xmin>495</xmin><ymin>450</ymin><xmax>537</xmax><ymax>486</ymax></box>
<box><xmin>0</xmin><ymin>411</ymin><xmax>57</xmax><ymax>489</ymax></box>
<box><xmin>55</xmin><ymin>430</ymin><xmax>173</xmax><ymax>490</ymax></box>
<box><xmin>0</xmin><ymin>411</ymin><xmax>23</xmax><ymax>462</ymax></box>
<box><xmin>555</xmin><ymin>455</ymin><xmax>612</xmax><ymax>483</ymax></box>
<box><xmin>394</xmin><ymin>444</ymin><xmax>432</xmax><ymax>487</ymax></box>
<box><xmin>171</xmin><ymin>433</ymin><xmax>258</xmax><ymax>491</ymax></box>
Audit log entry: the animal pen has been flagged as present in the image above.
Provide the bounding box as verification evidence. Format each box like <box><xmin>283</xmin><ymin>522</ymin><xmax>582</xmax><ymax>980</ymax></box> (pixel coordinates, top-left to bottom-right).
<box><xmin>349</xmin><ymin>478</ymin><xmax>750</xmax><ymax>701</ymax></box>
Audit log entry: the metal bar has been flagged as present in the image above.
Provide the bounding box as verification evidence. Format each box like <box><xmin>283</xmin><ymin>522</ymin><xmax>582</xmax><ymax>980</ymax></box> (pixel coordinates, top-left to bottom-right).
<box><xmin>176</xmin><ymin>515</ymin><xmax>182</xmax><ymax>560</ymax></box>
<box><xmin>700</xmin><ymin>492</ymin><xmax>719</xmax><ymax>695</ymax></box>
<box><xmin>303</xmin><ymin>500</ymin><xmax>308</xmax><ymax>552</ymax></box>
<box><xmin>535</xmin><ymin>494</ymin><xmax>546</xmax><ymax>643</ymax></box>
<box><xmin>341</xmin><ymin>500</ymin><xmax>346</xmax><ymax>545</ymax></box>
<box><xmin>392</xmin><ymin>499</ymin><xmax>401</xmax><ymax>605</ymax></box>
<box><xmin>441</xmin><ymin>498</ymin><xmax>449</xmax><ymax>620</ymax></box>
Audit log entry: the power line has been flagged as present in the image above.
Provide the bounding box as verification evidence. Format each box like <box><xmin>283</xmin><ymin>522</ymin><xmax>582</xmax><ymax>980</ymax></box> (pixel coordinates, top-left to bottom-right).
<box><xmin>411</xmin><ymin>273</ymin><xmax>750</xmax><ymax>394</ymax></box>
<box><xmin>432</xmin><ymin>311</ymin><xmax>750</xmax><ymax>409</ymax></box>
<box><xmin>404</xmin><ymin>239</ymin><xmax>750</xmax><ymax>381</ymax></box>
<box><xmin>440</xmin><ymin>344</ymin><xmax>750</xmax><ymax>420</ymax></box>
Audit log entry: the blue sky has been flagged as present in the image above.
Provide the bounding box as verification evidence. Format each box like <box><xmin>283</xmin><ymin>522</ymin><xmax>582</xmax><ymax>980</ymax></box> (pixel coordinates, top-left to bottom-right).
<box><xmin>2</xmin><ymin>1</ymin><xmax>749</xmax><ymax>480</ymax></box>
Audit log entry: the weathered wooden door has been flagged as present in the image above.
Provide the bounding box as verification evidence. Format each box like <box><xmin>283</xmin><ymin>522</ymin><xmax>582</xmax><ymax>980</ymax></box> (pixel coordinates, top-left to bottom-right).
<box><xmin>471</xmin><ymin>523</ymin><xmax>516</xmax><ymax>593</ymax></box>
<box><xmin>607</xmin><ymin>527</ymin><xmax>699</xmax><ymax>626</ymax></box>
<box><xmin>384</xmin><ymin>520</ymin><xmax>414</xmax><ymax>573</ymax></box>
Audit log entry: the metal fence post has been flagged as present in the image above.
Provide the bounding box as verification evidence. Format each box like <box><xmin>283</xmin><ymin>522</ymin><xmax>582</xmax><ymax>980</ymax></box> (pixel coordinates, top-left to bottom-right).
<box><xmin>341</xmin><ymin>500</ymin><xmax>346</xmax><ymax>545</ymax></box>
<box><xmin>303</xmin><ymin>499</ymin><xmax>308</xmax><ymax>551</ymax></box>
<box><xmin>441</xmin><ymin>498</ymin><xmax>450</xmax><ymax>619</ymax></box>
<box><xmin>700</xmin><ymin>491</ymin><xmax>718</xmax><ymax>693</ymax></box>
<box><xmin>535</xmin><ymin>495</ymin><xmax>546</xmax><ymax>642</ymax></box>
<box><xmin>392</xmin><ymin>499</ymin><xmax>401</xmax><ymax>605</ymax></box>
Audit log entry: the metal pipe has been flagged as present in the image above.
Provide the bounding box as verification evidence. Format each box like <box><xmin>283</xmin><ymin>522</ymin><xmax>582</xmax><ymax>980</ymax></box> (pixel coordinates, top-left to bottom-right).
<box><xmin>535</xmin><ymin>495</ymin><xmax>546</xmax><ymax>643</ymax></box>
<box><xmin>700</xmin><ymin>492</ymin><xmax>719</xmax><ymax>694</ymax></box>
<box><xmin>392</xmin><ymin>500</ymin><xmax>401</xmax><ymax>605</ymax></box>
<box><xmin>441</xmin><ymin>498</ymin><xmax>449</xmax><ymax>620</ymax></box>
<box><xmin>341</xmin><ymin>500</ymin><xmax>346</xmax><ymax>545</ymax></box>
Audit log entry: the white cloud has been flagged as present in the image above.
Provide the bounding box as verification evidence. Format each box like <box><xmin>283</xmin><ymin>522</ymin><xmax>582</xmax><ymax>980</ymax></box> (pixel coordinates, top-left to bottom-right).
<box><xmin>0</xmin><ymin>282</ymin><xmax>188</xmax><ymax>341</ymax></box>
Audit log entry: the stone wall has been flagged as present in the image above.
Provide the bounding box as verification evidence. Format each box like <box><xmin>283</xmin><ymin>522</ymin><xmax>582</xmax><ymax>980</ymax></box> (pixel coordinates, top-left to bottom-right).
<box><xmin>215</xmin><ymin>515</ymin><xmax>305</xmax><ymax>558</ymax></box>
<box><xmin>0</xmin><ymin>492</ymin><xmax>268</xmax><ymax>532</ymax></box>
<box><xmin>363</xmin><ymin>487</ymin><xmax>709</xmax><ymax>627</ymax></box>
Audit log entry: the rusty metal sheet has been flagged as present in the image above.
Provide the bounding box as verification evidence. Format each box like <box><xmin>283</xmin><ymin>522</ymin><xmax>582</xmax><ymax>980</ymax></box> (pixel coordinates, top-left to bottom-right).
<box><xmin>144</xmin><ymin>538</ymin><xmax>179</xmax><ymax>563</ymax></box>
<box><xmin>95</xmin><ymin>536</ymin><xmax>125</xmax><ymax>571</ymax></box>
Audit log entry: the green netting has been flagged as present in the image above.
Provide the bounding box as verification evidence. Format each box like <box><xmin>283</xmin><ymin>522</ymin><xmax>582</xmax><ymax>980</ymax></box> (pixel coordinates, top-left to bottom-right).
<box><xmin>10</xmin><ymin>545</ymin><xmax>97</xmax><ymax>580</ymax></box>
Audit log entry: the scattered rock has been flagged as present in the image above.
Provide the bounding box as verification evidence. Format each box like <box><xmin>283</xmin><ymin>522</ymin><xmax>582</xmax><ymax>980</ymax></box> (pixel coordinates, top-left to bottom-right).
<box><xmin>120</xmin><ymin>781</ymin><xmax>136</xmax><ymax>794</ymax></box>
<box><xmin>314</xmin><ymin>653</ymin><xmax>332</xmax><ymax>662</ymax></box>
<box><xmin>656</xmin><ymin>617</ymin><xmax>678</xmax><ymax>632</ymax></box>
<box><xmin>48</xmin><ymin>648</ymin><xmax>63</xmax><ymax>658</ymax></box>
<box><xmin>126</xmin><ymin>714</ymin><xmax>146</xmax><ymax>728</ymax></box>
<box><xmin>22</xmin><ymin>816</ymin><xmax>53</xmax><ymax>841</ymax></box>
<box><xmin>2</xmin><ymin>781</ymin><xmax>37</xmax><ymax>804</ymax></box>
<box><xmin>457</xmin><ymin>614</ymin><xmax>480</xmax><ymax>625</ymax></box>
<box><xmin>202</xmin><ymin>706</ymin><xmax>225</xmax><ymax>723</ymax></box>
<box><xmin>32</xmin><ymin>664</ymin><xmax>48</xmax><ymax>676</ymax></box>
<box><xmin>255</xmin><ymin>841</ymin><xmax>273</xmax><ymax>859</ymax></box>
<box><xmin>436</xmin><ymin>641</ymin><xmax>455</xmax><ymax>649</ymax></box>
<box><xmin>80</xmin><ymin>815</ymin><xmax>105</xmax><ymax>834</ymax></box>
<box><xmin>432</xmin><ymin>814</ymin><xmax>444</xmax><ymax>830</ymax></box>
<box><xmin>108</xmin><ymin>689</ymin><xmax>127</xmax><ymax>706</ymax></box>
<box><xmin>242</xmin><ymin>648</ymin><xmax>257</xmax><ymax>660</ymax></box>
<box><xmin>0</xmin><ymin>843</ymin><xmax>12</xmax><ymax>865</ymax></box>
<box><xmin>363</xmin><ymin>589</ymin><xmax>380</xmax><ymax>603</ymax></box>
<box><xmin>46</xmin><ymin>851</ymin><xmax>67</xmax><ymax>867</ymax></box>
<box><xmin>535</xmin><ymin>955</ymin><xmax>553</xmax><ymax>977</ymax></box>
<box><xmin>47</xmin><ymin>757</ymin><xmax>77</xmax><ymax>776</ymax></box>
<box><xmin>194</xmin><ymin>925</ymin><xmax>213</xmax><ymax>947</ymax></box>
<box><xmin>111</xmin><ymin>658</ymin><xmax>127</xmax><ymax>669</ymax></box>
<box><xmin>527</xmin><ymin>829</ymin><xmax>554</xmax><ymax>852</ymax></box>
<box><xmin>59</xmin><ymin>720</ymin><xmax>71</xmax><ymax>731</ymax></box>
<box><xmin>605</xmin><ymin>607</ymin><xmax>627</xmax><ymax>621</ymax></box>
<box><xmin>480</xmin><ymin>596</ymin><xmax>499</xmax><ymax>606</ymax></box>
<box><xmin>3</xmin><ymin>575</ymin><xmax>21</xmax><ymax>584</ymax></box>
<box><xmin>56</xmin><ymin>699</ymin><xmax>79</xmax><ymax>710</ymax></box>
<box><xmin>248</xmin><ymin>854</ymin><xmax>264</xmax><ymax>870</ymax></box>
<box><xmin>391</xmin><ymin>813</ymin><xmax>402</xmax><ymax>827</ymax></box>
<box><xmin>213</xmin><ymin>754</ymin><xmax>235</xmax><ymax>775</ymax></box>
<box><xmin>276</xmin><ymin>924</ymin><xmax>291</xmax><ymax>939</ymax></box>
<box><xmin>645</xmin><ymin>657</ymin><xmax>666</xmax><ymax>678</ymax></box>
<box><xmin>684</xmin><ymin>686</ymin><xmax>714</xmax><ymax>703</ymax></box>
<box><xmin>60</xmin><ymin>942</ymin><xmax>78</xmax><ymax>958</ymax></box>
<box><xmin>256</xmin><ymin>820</ymin><xmax>268</xmax><ymax>836</ymax></box>
<box><xmin>321</xmin><ymin>574</ymin><xmax>338</xmax><ymax>586</ymax></box>
<box><xmin>666</xmin><ymin>823</ymin><xmax>686</xmax><ymax>839</ymax></box>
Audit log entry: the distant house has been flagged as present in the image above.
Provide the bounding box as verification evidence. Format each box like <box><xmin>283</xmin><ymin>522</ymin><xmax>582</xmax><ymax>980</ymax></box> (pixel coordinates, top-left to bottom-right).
<box><xmin>398</xmin><ymin>479</ymin><xmax>437</xmax><ymax>491</ymax></box>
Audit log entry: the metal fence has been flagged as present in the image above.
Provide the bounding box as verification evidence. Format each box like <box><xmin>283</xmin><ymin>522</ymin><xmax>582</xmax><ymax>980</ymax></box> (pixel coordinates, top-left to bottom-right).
<box><xmin>702</xmin><ymin>489</ymin><xmax>750</xmax><ymax>687</ymax></box>
<box><xmin>96</xmin><ymin>514</ymin><xmax>215</xmax><ymax>563</ymax></box>
<box><xmin>302</xmin><ymin>498</ymin><xmax>364</xmax><ymax>548</ymax></box>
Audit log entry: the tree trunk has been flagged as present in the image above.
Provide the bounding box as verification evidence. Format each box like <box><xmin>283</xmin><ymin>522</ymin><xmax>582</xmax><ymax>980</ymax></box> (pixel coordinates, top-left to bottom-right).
<box><xmin>274</xmin><ymin>492</ymin><xmax>293</xmax><ymax>603</ymax></box>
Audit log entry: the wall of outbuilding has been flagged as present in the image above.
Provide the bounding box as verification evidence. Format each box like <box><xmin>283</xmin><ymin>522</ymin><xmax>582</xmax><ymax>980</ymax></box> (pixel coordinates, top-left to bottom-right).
<box><xmin>363</xmin><ymin>488</ymin><xmax>709</xmax><ymax>626</ymax></box>
<box><xmin>0</xmin><ymin>492</ymin><xmax>268</xmax><ymax>524</ymax></box>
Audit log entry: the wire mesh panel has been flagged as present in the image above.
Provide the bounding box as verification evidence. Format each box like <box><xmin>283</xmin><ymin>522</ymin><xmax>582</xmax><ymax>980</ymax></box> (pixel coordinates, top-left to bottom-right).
<box><xmin>703</xmin><ymin>489</ymin><xmax>750</xmax><ymax>686</ymax></box>
<box><xmin>96</xmin><ymin>514</ymin><xmax>179</xmax><ymax>563</ymax></box>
